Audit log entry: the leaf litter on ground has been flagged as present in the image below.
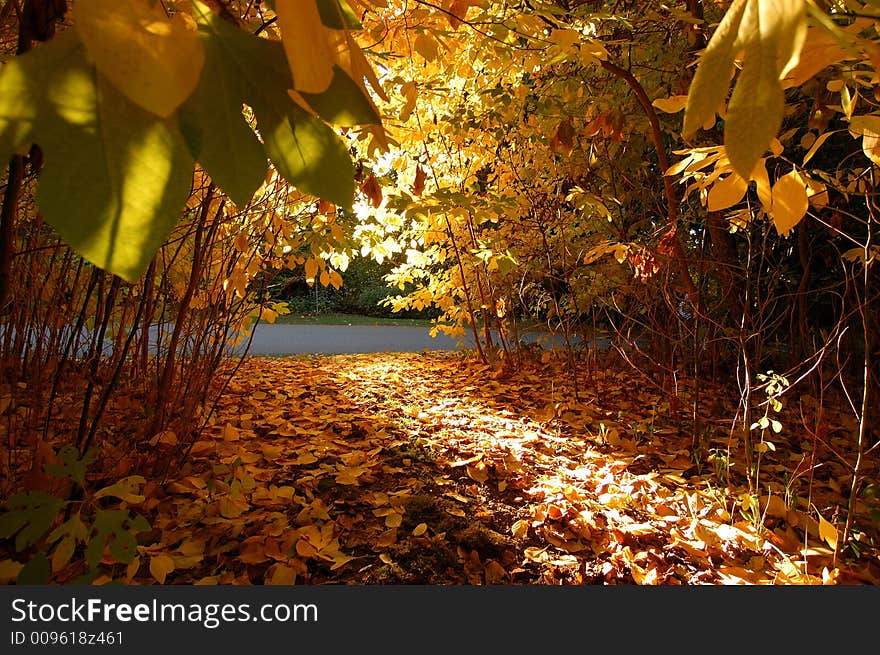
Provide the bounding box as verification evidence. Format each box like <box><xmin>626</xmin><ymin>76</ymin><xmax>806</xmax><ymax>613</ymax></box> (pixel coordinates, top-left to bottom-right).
<box><xmin>9</xmin><ymin>351</ymin><xmax>878</xmax><ymax>585</ymax></box>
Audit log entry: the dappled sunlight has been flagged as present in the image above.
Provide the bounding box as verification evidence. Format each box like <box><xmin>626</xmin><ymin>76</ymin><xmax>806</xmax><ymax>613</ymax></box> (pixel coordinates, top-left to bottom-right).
<box><xmin>143</xmin><ymin>352</ymin><xmax>874</xmax><ymax>585</ymax></box>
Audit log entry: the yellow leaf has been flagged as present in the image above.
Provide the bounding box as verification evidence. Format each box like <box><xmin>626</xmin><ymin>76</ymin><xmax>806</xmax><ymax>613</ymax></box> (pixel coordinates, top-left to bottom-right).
<box><xmin>802</xmin><ymin>131</ymin><xmax>835</xmax><ymax>166</ymax></box>
<box><xmin>630</xmin><ymin>563</ymin><xmax>658</xmax><ymax>585</ymax></box>
<box><xmin>52</xmin><ymin>537</ymin><xmax>76</xmax><ymax>573</ymax></box>
<box><xmin>385</xmin><ymin>512</ymin><xmax>403</xmax><ymax>528</ymax></box>
<box><xmin>783</xmin><ymin>22</ymin><xmax>860</xmax><ymax>88</ymax></box>
<box><xmin>805</xmin><ymin>177</ymin><xmax>829</xmax><ymax>208</ymax></box>
<box><xmin>276</xmin><ymin>0</ymin><xmax>335</xmax><ymax>94</ymax></box>
<box><xmin>761</xmin><ymin>495</ymin><xmax>788</xmax><ymax>518</ymax></box>
<box><xmin>466</xmin><ymin>462</ymin><xmax>489</xmax><ymax>484</ymax></box>
<box><xmin>413</xmin><ymin>33</ymin><xmax>439</xmax><ymax>61</ymax></box>
<box><xmin>848</xmin><ymin>114</ymin><xmax>880</xmax><ymax>165</ymax></box>
<box><xmin>412</xmin><ymin>523</ymin><xmax>428</xmax><ymax>536</ymax></box>
<box><xmin>652</xmin><ymin>95</ymin><xmax>689</xmax><ymax>114</ymax></box>
<box><xmin>818</xmin><ymin>514</ymin><xmax>839</xmax><ymax>551</ymax></box>
<box><xmin>683</xmin><ymin>0</ymin><xmax>748</xmax><ymax>139</ymax></box>
<box><xmin>686</xmin><ymin>0</ymin><xmax>806</xmax><ymax>178</ymax></box>
<box><xmin>707</xmin><ymin>172</ymin><xmax>748</xmax><ymax>211</ymax></box>
<box><xmin>732</xmin><ymin>0</ymin><xmax>805</xmax><ymax>173</ymax></box>
<box><xmin>511</xmin><ymin>519</ymin><xmax>529</xmax><ymax>540</ymax></box>
<box><xmin>550</xmin><ymin>28</ymin><xmax>581</xmax><ymax>50</ymax></box>
<box><xmin>72</xmin><ymin>0</ymin><xmax>205</xmax><ymax>118</ymax></box>
<box><xmin>376</xmin><ymin>528</ymin><xmax>397</xmax><ymax>547</ymax></box>
<box><xmin>337</xmin><ymin>31</ymin><xmax>389</xmax><ymax>102</ymax></box>
<box><xmin>149</xmin><ymin>554</ymin><xmax>175</xmax><ymax>584</ymax></box>
<box><xmin>218</xmin><ymin>496</ymin><xmax>248</xmax><ymax>518</ymax></box>
<box><xmin>304</xmin><ymin>258</ymin><xmax>319</xmax><ymax>284</ymax></box>
<box><xmin>266</xmin><ymin>563</ymin><xmax>297</xmax><ymax>585</ymax></box>
<box><xmin>222</xmin><ymin>423</ymin><xmax>239</xmax><ymax>441</ymax></box>
<box><xmin>399</xmin><ymin>80</ymin><xmax>418</xmax><ymax>122</ymax></box>
<box><xmin>296</xmin><ymin>538</ymin><xmax>319</xmax><ymax>559</ymax></box>
<box><xmin>770</xmin><ymin>169</ymin><xmax>808</xmax><ymax>236</ymax></box>
<box><xmin>94</xmin><ymin>475</ymin><xmax>146</xmax><ymax>504</ymax></box>
<box><xmin>125</xmin><ymin>556</ymin><xmax>140</xmax><ymax>582</ymax></box>
<box><xmin>484</xmin><ymin>560</ymin><xmax>507</xmax><ymax>584</ymax></box>
<box><xmin>0</xmin><ymin>559</ymin><xmax>24</xmax><ymax>583</ymax></box>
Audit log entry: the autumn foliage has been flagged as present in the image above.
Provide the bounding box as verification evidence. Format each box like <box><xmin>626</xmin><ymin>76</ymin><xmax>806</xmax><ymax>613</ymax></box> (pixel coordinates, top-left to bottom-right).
<box><xmin>1</xmin><ymin>0</ymin><xmax>879</xmax><ymax>584</ymax></box>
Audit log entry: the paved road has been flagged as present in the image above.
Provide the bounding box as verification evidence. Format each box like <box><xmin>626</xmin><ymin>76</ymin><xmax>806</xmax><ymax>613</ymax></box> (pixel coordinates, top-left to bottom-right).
<box><xmin>236</xmin><ymin>324</ymin><xmax>463</xmax><ymax>355</ymax></box>
<box><xmin>241</xmin><ymin>323</ymin><xmax>580</xmax><ymax>355</ymax></box>
<box><xmin>236</xmin><ymin>324</ymin><xmax>575</xmax><ymax>355</ymax></box>
<box><xmin>2</xmin><ymin>323</ymin><xmax>585</xmax><ymax>357</ymax></box>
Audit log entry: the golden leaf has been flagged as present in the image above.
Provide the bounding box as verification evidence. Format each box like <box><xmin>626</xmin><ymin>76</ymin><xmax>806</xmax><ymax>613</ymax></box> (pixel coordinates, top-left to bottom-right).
<box><xmin>222</xmin><ymin>423</ymin><xmax>239</xmax><ymax>441</ymax></box>
<box><xmin>149</xmin><ymin>553</ymin><xmax>175</xmax><ymax>584</ymax></box>
<box><xmin>266</xmin><ymin>563</ymin><xmax>297</xmax><ymax>585</ymax></box>
<box><xmin>466</xmin><ymin>462</ymin><xmax>489</xmax><ymax>484</ymax></box>
<box><xmin>707</xmin><ymin>172</ymin><xmax>748</xmax><ymax>211</ymax></box>
<box><xmin>296</xmin><ymin>537</ymin><xmax>319</xmax><ymax>559</ymax></box>
<box><xmin>0</xmin><ymin>560</ymin><xmax>24</xmax><ymax>584</ymax></box>
<box><xmin>652</xmin><ymin>95</ymin><xmax>689</xmax><ymax>114</ymax></box>
<box><xmin>399</xmin><ymin>81</ymin><xmax>418</xmax><ymax>123</ymax></box>
<box><xmin>304</xmin><ymin>258</ymin><xmax>320</xmax><ymax>284</ymax></box>
<box><xmin>848</xmin><ymin>114</ymin><xmax>880</xmax><ymax>165</ymax></box>
<box><xmin>276</xmin><ymin>0</ymin><xmax>335</xmax><ymax>94</ymax></box>
<box><xmin>414</xmin><ymin>33</ymin><xmax>439</xmax><ymax>61</ymax></box>
<box><xmin>761</xmin><ymin>495</ymin><xmax>788</xmax><ymax>519</ymax></box>
<box><xmin>770</xmin><ymin>169</ymin><xmax>808</xmax><ymax>236</ymax></box>
<box><xmin>51</xmin><ymin>537</ymin><xmax>76</xmax><ymax>574</ymax></box>
<box><xmin>484</xmin><ymin>560</ymin><xmax>507</xmax><ymax>584</ymax></box>
<box><xmin>72</xmin><ymin>0</ymin><xmax>205</xmax><ymax>118</ymax></box>
<box><xmin>818</xmin><ymin>514</ymin><xmax>839</xmax><ymax>551</ymax></box>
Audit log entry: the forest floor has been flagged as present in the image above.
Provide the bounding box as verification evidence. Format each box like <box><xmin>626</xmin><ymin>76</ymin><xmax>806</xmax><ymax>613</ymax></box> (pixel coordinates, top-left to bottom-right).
<box><xmin>7</xmin><ymin>352</ymin><xmax>877</xmax><ymax>585</ymax></box>
<box><xmin>103</xmin><ymin>351</ymin><xmax>879</xmax><ymax>586</ymax></box>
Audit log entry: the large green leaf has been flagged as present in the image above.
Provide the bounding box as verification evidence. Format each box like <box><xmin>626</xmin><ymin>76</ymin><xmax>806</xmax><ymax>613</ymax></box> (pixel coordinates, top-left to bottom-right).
<box><xmin>179</xmin><ymin>12</ymin><xmax>269</xmax><ymax>208</ymax></box>
<box><xmin>0</xmin><ymin>33</ymin><xmax>84</xmax><ymax>161</ymax></box>
<box><xmin>191</xmin><ymin>3</ymin><xmax>356</xmax><ymax>208</ymax></box>
<box><xmin>0</xmin><ymin>33</ymin><xmax>194</xmax><ymax>282</ymax></box>
<box><xmin>257</xmin><ymin>100</ymin><xmax>355</xmax><ymax>208</ymax></box>
<box><xmin>301</xmin><ymin>66</ymin><xmax>381</xmax><ymax>127</ymax></box>
<box><xmin>317</xmin><ymin>0</ymin><xmax>362</xmax><ymax>30</ymax></box>
<box><xmin>36</xmin><ymin>68</ymin><xmax>193</xmax><ymax>283</ymax></box>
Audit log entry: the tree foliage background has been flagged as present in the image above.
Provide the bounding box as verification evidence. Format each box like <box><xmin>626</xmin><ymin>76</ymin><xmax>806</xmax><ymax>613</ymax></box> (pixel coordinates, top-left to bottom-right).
<box><xmin>0</xmin><ymin>0</ymin><xmax>878</xmax><ymax>583</ymax></box>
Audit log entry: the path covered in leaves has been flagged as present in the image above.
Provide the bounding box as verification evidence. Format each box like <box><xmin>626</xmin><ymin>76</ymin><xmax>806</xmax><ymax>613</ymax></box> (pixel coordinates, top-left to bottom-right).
<box><xmin>134</xmin><ymin>353</ymin><xmax>876</xmax><ymax>585</ymax></box>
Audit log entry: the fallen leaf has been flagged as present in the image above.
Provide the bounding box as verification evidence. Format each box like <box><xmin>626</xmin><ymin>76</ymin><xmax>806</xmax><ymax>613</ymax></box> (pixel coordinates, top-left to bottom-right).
<box><xmin>149</xmin><ymin>554</ymin><xmax>175</xmax><ymax>584</ymax></box>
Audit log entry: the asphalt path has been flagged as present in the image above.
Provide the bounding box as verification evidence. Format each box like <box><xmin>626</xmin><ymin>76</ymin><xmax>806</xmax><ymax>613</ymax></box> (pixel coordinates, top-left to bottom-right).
<box><xmin>237</xmin><ymin>324</ymin><xmax>576</xmax><ymax>355</ymax></box>
<box><xmin>1</xmin><ymin>323</ymin><xmax>587</xmax><ymax>357</ymax></box>
<box><xmin>237</xmin><ymin>324</ymin><xmax>462</xmax><ymax>355</ymax></box>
